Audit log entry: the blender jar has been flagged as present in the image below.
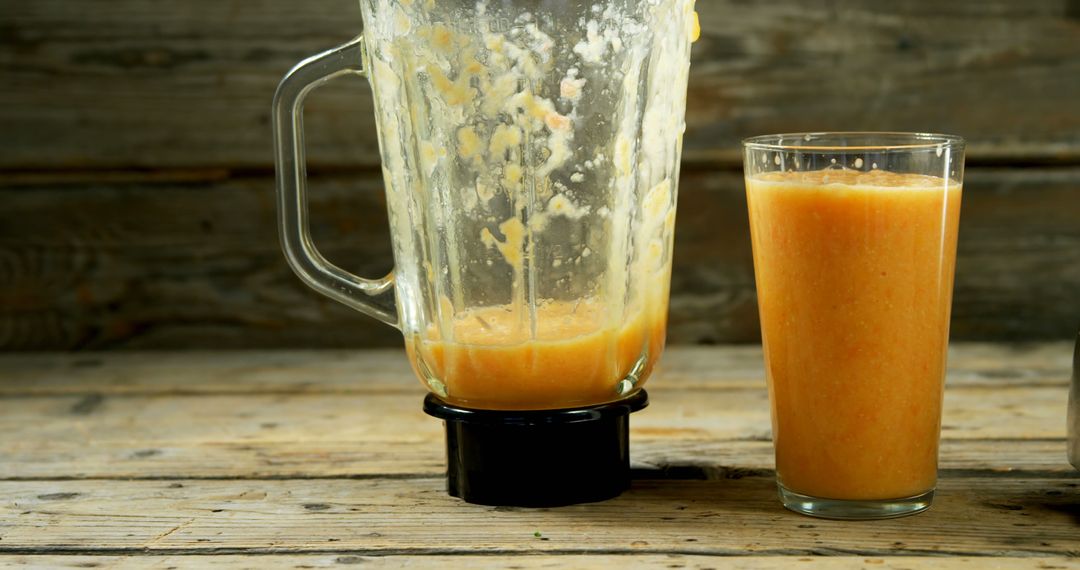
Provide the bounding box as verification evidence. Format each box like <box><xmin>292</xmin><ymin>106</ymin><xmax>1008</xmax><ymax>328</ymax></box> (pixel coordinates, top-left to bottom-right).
<box><xmin>274</xmin><ymin>0</ymin><xmax>696</xmax><ymax>504</ymax></box>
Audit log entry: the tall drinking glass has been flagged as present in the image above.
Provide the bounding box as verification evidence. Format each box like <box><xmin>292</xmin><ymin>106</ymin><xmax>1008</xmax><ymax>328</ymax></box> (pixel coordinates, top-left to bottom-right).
<box><xmin>743</xmin><ymin>133</ymin><xmax>965</xmax><ymax>519</ymax></box>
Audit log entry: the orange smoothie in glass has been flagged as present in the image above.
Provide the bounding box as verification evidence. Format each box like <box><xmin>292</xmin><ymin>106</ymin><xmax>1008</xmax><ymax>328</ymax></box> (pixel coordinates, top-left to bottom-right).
<box><xmin>406</xmin><ymin>297</ymin><xmax>668</xmax><ymax>411</ymax></box>
<box><xmin>746</xmin><ymin>168</ymin><xmax>962</xmax><ymax>501</ymax></box>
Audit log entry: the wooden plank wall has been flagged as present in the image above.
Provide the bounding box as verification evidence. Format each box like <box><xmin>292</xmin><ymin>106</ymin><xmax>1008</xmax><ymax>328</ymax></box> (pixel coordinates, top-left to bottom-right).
<box><xmin>2</xmin><ymin>0</ymin><xmax>1079</xmax><ymax>350</ymax></box>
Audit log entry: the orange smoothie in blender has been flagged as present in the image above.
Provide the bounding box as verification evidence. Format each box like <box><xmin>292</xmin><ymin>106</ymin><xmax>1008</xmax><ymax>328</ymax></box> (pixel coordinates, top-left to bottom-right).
<box><xmin>746</xmin><ymin>169</ymin><xmax>962</xmax><ymax>501</ymax></box>
<box><xmin>407</xmin><ymin>296</ymin><xmax>669</xmax><ymax>411</ymax></box>
<box><xmin>405</xmin><ymin>149</ymin><xmax>678</xmax><ymax>411</ymax></box>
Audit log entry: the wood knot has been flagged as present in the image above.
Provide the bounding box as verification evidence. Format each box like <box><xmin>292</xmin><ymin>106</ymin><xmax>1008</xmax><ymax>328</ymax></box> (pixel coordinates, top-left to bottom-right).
<box><xmin>37</xmin><ymin>492</ymin><xmax>80</xmax><ymax>501</ymax></box>
<box><xmin>69</xmin><ymin>394</ymin><xmax>104</xmax><ymax>415</ymax></box>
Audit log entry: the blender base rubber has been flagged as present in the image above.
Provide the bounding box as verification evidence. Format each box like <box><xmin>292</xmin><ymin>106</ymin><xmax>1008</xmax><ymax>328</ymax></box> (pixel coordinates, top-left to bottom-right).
<box><xmin>423</xmin><ymin>390</ymin><xmax>649</xmax><ymax>507</ymax></box>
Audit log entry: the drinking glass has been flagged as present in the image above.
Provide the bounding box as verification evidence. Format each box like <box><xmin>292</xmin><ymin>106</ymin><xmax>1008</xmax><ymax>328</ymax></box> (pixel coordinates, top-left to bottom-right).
<box><xmin>743</xmin><ymin>132</ymin><xmax>965</xmax><ymax>519</ymax></box>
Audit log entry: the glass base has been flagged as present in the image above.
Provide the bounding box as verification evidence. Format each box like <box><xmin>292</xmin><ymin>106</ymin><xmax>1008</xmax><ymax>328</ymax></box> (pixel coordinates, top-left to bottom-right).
<box><xmin>778</xmin><ymin>484</ymin><xmax>934</xmax><ymax>520</ymax></box>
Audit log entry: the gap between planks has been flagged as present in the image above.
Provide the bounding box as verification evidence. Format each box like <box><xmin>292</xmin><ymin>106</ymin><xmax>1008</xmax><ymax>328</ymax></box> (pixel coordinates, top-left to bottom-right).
<box><xmin>0</xmin><ymin>555</ymin><xmax>1078</xmax><ymax>569</ymax></box>
<box><xmin>0</xmin><ymin>555</ymin><xmax>1075</xmax><ymax>569</ymax></box>
<box><xmin>0</xmin><ymin>344</ymin><xmax>1072</xmax><ymax>397</ymax></box>
<box><xmin>0</xmin><ymin>467</ymin><xmax>1075</xmax><ymax>483</ymax></box>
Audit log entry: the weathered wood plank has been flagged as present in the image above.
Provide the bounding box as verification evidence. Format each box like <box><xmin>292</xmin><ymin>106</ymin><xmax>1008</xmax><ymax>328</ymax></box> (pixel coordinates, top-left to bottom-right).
<box><xmin>0</xmin><ymin>344</ymin><xmax>1072</xmax><ymax>396</ymax></box>
<box><xmin>0</xmin><ymin>374</ymin><xmax>1069</xmax><ymax>478</ymax></box>
<box><xmin>0</xmin><ymin>438</ymin><xmax>1070</xmax><ymax>481</ymax></box>
<box><xmin>0</xmin><ymin>347</ymin><xmax>1073</xmax><ymax>561</ymax></box>
<box><xmin>2</xmin><ymin>555</ymin><xmax>1078</xmax><ymax>569</ymax></box>
<box><xmin>2</xmin><ymin>168</ymin><xmax>1078</xmax><ymax>349</ymax></box>
<box><xmin>0</xmin><ymin>388</ymin><xmax>1063</xmax><ymax>450</ymax></box>
<box><xmin>0</xmin><ymin>477</ymin><xmax>1076</xmax><ymax>555</ymax></box>
<box><xmin>2</xmin><ymin>1</ymin><xmax>1079</xmax><ymax>170</ymax></box>
<box><xmin>0</xmin><ymin>175</ymin><xmax>397</xmax><ymax>351</ymax></box>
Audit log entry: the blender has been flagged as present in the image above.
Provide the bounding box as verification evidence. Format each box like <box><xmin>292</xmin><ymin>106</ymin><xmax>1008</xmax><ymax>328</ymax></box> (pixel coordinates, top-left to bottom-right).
<box><xmin>273</xmin><ymin>0</ymin><xmax>696</xmax><ymax>506</ymax></box>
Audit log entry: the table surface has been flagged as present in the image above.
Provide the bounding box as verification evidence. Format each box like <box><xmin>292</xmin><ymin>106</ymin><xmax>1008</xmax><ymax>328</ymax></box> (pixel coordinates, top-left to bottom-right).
<box><xmin>0</xmin><ymin>343</ymin><xmax>1077</xmax><ymax>568</ymax></box>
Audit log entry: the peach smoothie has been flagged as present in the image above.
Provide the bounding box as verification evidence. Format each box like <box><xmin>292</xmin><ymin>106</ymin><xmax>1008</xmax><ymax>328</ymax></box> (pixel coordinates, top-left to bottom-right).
<box><xmin>746</xmin><ymin>169</ymin><xmax>962</xmax><ymax>501</ymax></box>
<box><xmin>406</xmin><ymin>298</ymin><xmax>668</xmax><ymax>411</ymax></box>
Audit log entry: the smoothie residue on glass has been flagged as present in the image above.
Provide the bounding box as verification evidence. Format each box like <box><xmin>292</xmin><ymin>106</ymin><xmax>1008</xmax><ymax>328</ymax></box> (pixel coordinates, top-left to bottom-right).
<box><xmin>364</xmin><ymin>0</ymin><xmax>697</xmax><ymax>408</ymax></box>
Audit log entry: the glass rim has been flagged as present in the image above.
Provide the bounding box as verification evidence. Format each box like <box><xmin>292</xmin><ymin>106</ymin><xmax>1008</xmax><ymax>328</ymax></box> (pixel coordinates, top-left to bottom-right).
<box><xmin>742</xmin><ymin>132</ymin><xmax>966</xmax><ymax>152</ymax></box>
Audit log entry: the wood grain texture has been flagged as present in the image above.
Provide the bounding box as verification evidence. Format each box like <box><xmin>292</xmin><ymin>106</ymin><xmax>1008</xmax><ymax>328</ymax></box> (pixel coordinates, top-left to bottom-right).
<box><xmin>0</xmin><ymin>436</ymin><xmax>1071</xmax><ymax>481</ymax></box>
<box><xmin>0</xmin><ymin>477</ymin><xmax>1077</xmax><ymax>555</ymax></box>
<box><xmin>2</xmin><ymin>1</ymin><xmax>1079</xmax><ymax>170</ymax></box>
<box><xmin>2</xmin><ymin>168</ymin><xmax>1078</xmax><ymax>350</ymax></box>
<box><xmin>0</xmin><ymin>347</ymin><xmax>1071</xmax><ymax>479</ymax></box>
<box><xmin>0</xmin><ymin>346</ymin><xmax>1076</xmax><ymax>565</ymax></box>
<box><xmin>3</xmin><ymin>0</ymin><xmax>1079</xmax><ymax>353</ymax></box>
<box><xmin>2</xmin><ymin>556</ymin><xmax>1079</xmax><ymax>569</ymax></box>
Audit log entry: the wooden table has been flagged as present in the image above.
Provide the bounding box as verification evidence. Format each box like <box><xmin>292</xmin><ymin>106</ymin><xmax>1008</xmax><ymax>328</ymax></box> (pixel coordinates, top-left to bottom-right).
<box><xmin>1</xmin><ymin>344</ymin><xmax>1077</xmax><ymax>568</ymax></box>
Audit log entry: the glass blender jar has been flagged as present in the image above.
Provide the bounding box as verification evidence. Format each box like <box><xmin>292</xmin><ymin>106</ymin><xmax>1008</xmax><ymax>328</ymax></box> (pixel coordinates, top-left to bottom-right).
<box><xmin>274</xmin><ymin>0</ymin><xmax>697</xmax><ymax>506</ymax></box>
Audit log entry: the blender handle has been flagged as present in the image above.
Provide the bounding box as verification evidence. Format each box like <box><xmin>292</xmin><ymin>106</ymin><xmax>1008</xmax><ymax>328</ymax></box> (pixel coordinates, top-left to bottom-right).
<box><xmin>272</xmin><ymin>36</ymin><xmax>398</xmax><ymax>328</ymax></box>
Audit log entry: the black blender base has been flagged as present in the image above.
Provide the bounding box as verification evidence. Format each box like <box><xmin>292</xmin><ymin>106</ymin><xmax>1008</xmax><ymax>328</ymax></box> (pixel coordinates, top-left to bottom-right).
<box><xmin>423</xmin><ymin>390</ymin><xmax>649</xmax><ymax>507</ymax></box>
